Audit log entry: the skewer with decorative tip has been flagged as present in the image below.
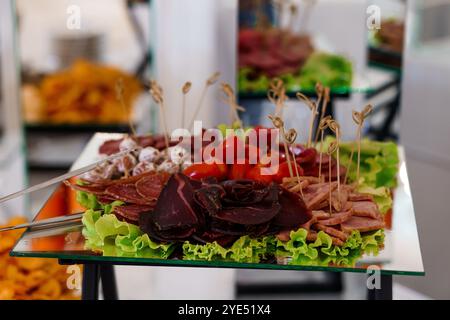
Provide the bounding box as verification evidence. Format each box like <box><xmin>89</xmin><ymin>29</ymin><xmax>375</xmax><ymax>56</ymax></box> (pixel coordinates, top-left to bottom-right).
<box><xmin>314</xmin><ymin>86</ymin><xmax>330</xmax><ymax>143</ymax></box>
<box><xmin>268</xmin><ymin>78</ymin><xmax>288</xmax><ymax>117</ymax></box>
<box><xmin>188</xmin><ymin>71</ymin><xmax>221</xmax><ymax>130</ymax></box>
<box><xmin>269</xmin><ymin>115</ymin><xmax>294</xmax><ymax>178</ymax></box>
<box><xmin>327</xmin><ymin>119</ymin><xmax>342</xmax><ymax>210</ymax></box>
<box><xmin>284</xmin><ymin>128</ymin><xmax>304</xmax><ymax>197</ymax></box>
<box><xmin>181</xmin><ymin>81</ymin><xmax>192</xmax><ymax>129</ymax></box>
<box><xmin>288</xmin><ymin>3</ymin><xmax>298</xmax><ymax>31</ymax></box>
<box><xmin>351</xmin><ymin>104</ymin><xmax>373</xmax><ymax>186</ymax></box>
<box><xmin>296</xmin><ymin>92</ymin><xmax>318</xmax><ymax>148</ymax></box>
<box><xmin>221</xmin><ymin>83</ymin><xmax>245</xmax><ymax>128</ymax></box>
<box><xmin>327</xmin><ymin>140</ymin><xmax>338</xmax><ymax>214</ymax></box>
<box><xmin>149</xmin><ymin>80</ymin><xmax>170</xmax><ymax>154</ymax></box>
<box><xmin>318</xmin><ymin>115</ymin><xmax>331</xmax><ymax>182</ymax></box>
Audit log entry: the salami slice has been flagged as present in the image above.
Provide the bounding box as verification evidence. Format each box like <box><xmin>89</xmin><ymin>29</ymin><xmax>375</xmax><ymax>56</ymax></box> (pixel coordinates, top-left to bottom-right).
<box><xmin>114</xmin><ymin>204</ymin><xmax>153</xmax><ymax>224</ymax></box>
<box><xmin>105</xmin><ymin>183</ymin><xmax>152</xmax><ymax>205</ymax></box>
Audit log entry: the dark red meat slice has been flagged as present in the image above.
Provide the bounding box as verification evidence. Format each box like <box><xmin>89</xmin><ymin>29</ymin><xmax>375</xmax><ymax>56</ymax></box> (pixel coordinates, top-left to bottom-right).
<box><xmin>99</xmin><ymin>139</ymin><xmax>122</xmax><ymax>155</ymax></box>
<box><xmin>272</xmin><ymin>188</ymin><xmax>312</xmax><ymax>228</ymax></box>
<box><xmin>135</xmin><ymin>172</ymin><xmax>170</xmax><ymax>199</ymax></box>
<box><xmin>139</xmin><ymin>174</ymin><xmax>202</xmax><ymax>242</ymax></box>
<box><xmin>113</xmin><ymin>204</ymin><xmax>153</xmax><ymax>224</ymax></box>
<box><xmin>105</xmin><ymin>184</ymin><xmax>152</xmax><ymax>205</ymax></box>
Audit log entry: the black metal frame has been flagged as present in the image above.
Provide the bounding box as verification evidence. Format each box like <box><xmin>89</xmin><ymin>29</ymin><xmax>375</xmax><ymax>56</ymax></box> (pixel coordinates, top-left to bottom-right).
<box><xmin>60</xmin><ymin>259</ymin><xmax>392</xmax><ymax>300</ymax></box>
<box><xmin>367</xmin><ymin>274</ymin><xmax>393</xmax><ymax>300</ymax></box>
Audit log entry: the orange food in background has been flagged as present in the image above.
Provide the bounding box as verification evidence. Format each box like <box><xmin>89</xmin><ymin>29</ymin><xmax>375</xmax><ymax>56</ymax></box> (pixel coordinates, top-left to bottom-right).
<box><xmin>37</xmin><ymin>184</ymin><xmax>67</xmax><ymax>220</ymax></box>
<box><xmin>0</xmin><ymin>217</ymin><xmax>81</xmax><ymax>300</ymax></box>
<box><xmin>22</xmin><ymin>59</ymin><xmax>141</xmax><ymax>124</ymax></box>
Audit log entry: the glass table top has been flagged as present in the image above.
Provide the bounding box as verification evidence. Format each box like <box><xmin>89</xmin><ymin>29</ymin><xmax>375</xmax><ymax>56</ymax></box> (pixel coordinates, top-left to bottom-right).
<box><xmin>10</xmin><ymin>134</ymin><xmax>425</xmax><ymax>276</ymax></box>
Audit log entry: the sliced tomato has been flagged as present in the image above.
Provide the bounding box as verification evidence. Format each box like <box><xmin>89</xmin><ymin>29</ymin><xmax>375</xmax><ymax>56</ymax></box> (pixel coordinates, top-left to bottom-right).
<box><xmin>183</xmin><ymin>162</ymin><xmax>224</xmax><ymax>181</ymax></box>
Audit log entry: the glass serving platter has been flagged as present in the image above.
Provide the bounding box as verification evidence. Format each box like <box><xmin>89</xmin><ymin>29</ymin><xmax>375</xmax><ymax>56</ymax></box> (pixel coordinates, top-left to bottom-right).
<box><xmin>10</xmin><ymin>133</ymin><xmax>424</xmax><ymax>276</ymax></box>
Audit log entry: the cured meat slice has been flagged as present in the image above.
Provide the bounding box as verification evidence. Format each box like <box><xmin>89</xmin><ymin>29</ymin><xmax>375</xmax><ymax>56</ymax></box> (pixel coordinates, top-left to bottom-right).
<box><xmin>192</xmin><ymin>232</ymin><xmax>238</xmax><ymax>247</ymax></box>
<box><xmin>67</xmin><ymin>182</ymin><xmax>106</xmax><ymax>195</ymax></box>
<box><xmin>135</xmin><ymin>172</ymin><xmax>170</xmax><ymax>199</ymax></box>
<box><xmin>351</xmin><ymin>201</ymin><xmax>380</xmax><ymax>219</ymax></box>
<box><xmin>276</xmin><ymin>230</ymin><xmax>291</xmax><ymax>242</ymax></box>
<box><xmin>306</xmin><ymin>230</ymin><xmax>318</xmax><ymax>242</ymax></box>
<box><xmin>319</xmin><ymin>210</ymin><xmax>353</xmax><ymax>226</ymax></box>
<box><xmin>312</xmin><ymin>210</ymin><xmax>331</xmax><ymax>220</ymax></box>
<box><xmin>314</xmin><ymin>224</ymin><xmax>348</xmax><ymax>242</ymax></box>
<box><xmin>272</xmin><ymin>188</ymin><xmax>312</xmax><ymax>227</ymax></box>
<box><xmin>303</xmin><ymin>182</ymin><xmax>337</xmax><ymax>210</ymax></box>
<box><xmin>348</xmin><ymin>193</ymin><xmax>373</xmax><ymax>202</ymax></box>
<box><xmin>105</xmin><ymin>184</ymin><xmax>151</xmax><ymax>205</ymax></box>
<box><xmin>99</xmin><ymin>139</ymin><xmax>122</xmax><ymax>155</ymax></box>
<box><xmin>113</xmin><ymin>204</ymin><xmax>153</xmax><ymax>224</ymax></box>
<box><xmin>341</xmin><ymin>216</ymin><xmax>385</xmax><ymax>233</ymax></box>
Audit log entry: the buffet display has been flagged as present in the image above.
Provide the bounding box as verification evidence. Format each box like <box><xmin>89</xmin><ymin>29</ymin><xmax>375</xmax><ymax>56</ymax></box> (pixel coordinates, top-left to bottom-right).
<box><xmin>63</xmin><ymin>79</ymin><xmax>398</xmax><ymax>268</ymax></box>
<box><xmin>22</xmin><ymin>60</ymin><xmax>142</xmax><ymax>125</ymax></box>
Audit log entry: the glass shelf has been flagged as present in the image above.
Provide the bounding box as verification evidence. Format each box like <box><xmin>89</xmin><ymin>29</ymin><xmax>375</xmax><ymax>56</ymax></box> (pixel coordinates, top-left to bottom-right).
<box><xmin>10</xmin><ymin>134</ymin><xmax>425</xmax><ymax>276</ymax></box>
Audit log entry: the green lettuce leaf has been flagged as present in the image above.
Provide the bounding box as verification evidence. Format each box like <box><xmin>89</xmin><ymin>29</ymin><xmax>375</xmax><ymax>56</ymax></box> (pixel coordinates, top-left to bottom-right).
<box><xmin>276</xmin><ymin>228</ymin><xmax>385</xmax><ymax>267</ymax></box>
<box><xmin>76</xmin><ymin>191</ymin><xmax>123</xmax><ymax>214</ymax></box>
<box><xmin>82</xmin><ymin>209</ymin><xmax>175</xmax><ymax>259</ymax></box>
<box><xmin>182</xmin><ymin>235</ymin><xmax>276</xmax><ymax>263</ymax></box>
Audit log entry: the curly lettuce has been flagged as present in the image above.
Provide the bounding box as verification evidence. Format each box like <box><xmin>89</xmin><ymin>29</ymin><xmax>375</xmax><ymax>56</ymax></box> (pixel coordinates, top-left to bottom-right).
<box><xmin>76</xmin><ymin>191</ymin><xmax>123</xmax><ymax>214</ymax></box>
<box><xmin>182</xmin><ymin>235</ymin><xmax>276</xmax><ymax>263</ymax></box>
<box><xmin>238</xmin><ymin>53</ymin><xmax>353</xmax><ymax>94</ymax></box>
<box><xmin>82</xmin><ymin>209</ymin><xmax>175</xmax><ymax>259</ymax></box>
<box><xmin>276</xmin><ymin>228</ymin><xmax>384</xmax><ymax>267</ymax></box>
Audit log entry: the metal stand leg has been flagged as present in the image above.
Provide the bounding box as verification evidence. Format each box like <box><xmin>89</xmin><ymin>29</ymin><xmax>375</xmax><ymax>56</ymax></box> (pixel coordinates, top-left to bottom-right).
<box><xmin>100</xmin><ymin>265</ymin><xmax>118</xmax><ymax>300</ymax></box>
<box><xmin>367</xmin><ymin>274</ymin><xmax>393</xmax><ymax>300</ymax></box>
<box><xmin>82</xmin><ymin>264</ymin><xmax>99</xmax><ymax>300</ymax></box>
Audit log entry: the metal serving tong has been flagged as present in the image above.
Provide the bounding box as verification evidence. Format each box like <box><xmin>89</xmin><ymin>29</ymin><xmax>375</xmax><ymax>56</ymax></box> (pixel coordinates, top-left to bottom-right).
<box><xmin>0</xmin><ymin>213</ymin><xmax>83</xmax><ymax>233</ymax></box>
<box><xmin>0</xmin><ymin>147</ymin><xmax>138</xmax><ymax>233</ymax></box>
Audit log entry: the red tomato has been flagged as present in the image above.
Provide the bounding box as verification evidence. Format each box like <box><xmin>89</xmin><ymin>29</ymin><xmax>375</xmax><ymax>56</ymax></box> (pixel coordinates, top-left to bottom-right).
<box><xmin>245</xmin><ymin>165</ymin><xmax>274</xmax><ymax>184</ymax></box>
<box><xmin>183</xmin><ymin>163</ymin><xmax>224</xmax><ymax>181</ymax></box>
<box><xmin>229</xmin><ymin>163</ymin><xmax>253</xmax><ymax>180</ymax></box>
<box><xmin>273</xmin><ymin>161</ymin><xmax>304</xmax><ymax>183</ymax></box>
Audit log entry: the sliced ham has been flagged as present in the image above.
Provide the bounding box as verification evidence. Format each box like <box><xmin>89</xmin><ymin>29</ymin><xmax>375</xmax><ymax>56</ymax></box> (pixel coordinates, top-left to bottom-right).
<box><xmin>348</xmin><ymin>193</ymin><xmax>373</xmax><ymax>202</ymax></box>
<box><xmin>319</xmin><ymin>209</ymin><xmax>353</xmax><ymax>226</ymax></box>
<box><xmin>306</xmin><ymin>230</ymin><xmax>318</xmax><ymax>242</ymax></box>
<box><xmin>303</xmin><ymin>182</ymin><xmax>337</xmax><ymax>210</ymax></box>
<box><xmin>351</xmin><ymin>201</ymin><xmax>380</xmax><ymax>219</ymax></box>
<box><xmin>315</xmin><ymin>224</ymin><xmax>348</xmax><ymax>242</ymax></box>
<box><xmin>312</xmin><ymin>210</ymin><xmax>331</xmax><ymax>220</ymax></box>
<box><xmin>341</xmin><ymin>216</ymin><xmax>385</xmax><ymax>233</ymax></box>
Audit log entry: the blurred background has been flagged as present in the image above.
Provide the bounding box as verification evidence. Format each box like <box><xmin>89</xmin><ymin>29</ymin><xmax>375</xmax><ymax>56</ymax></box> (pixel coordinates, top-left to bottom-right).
<box><xmin>0</xmin><ymin>0</ymin><xmax>449</xmax><ymax>299</ymax></box>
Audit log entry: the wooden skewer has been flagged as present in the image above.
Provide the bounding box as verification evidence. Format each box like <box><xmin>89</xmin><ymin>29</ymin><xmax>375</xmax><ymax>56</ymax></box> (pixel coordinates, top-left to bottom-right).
<box><xmin>328</xmin><ymin>119</ymin><xmax>341</xmax><ymax>210</ymax></box>
<box><xmin>181</xmin><ymin>81</ymin><xmax>192</xmax><ymax>129</ymax></box>
<box><xmin>296</xmin><ymin>92</ymin><xmax>318</xmax><ymax>148</ymax></box>
<box><xmin>314</xmin><ymin>86</ymin><xmax>330</xmax><ymax>145</ymax></box>
<box><xmin>343</xmin><ymin>143</ymin><xmax>355</xmax><ymax>185</ymax></box>
<box><xmin>284</xmin><ymin>128</ymin><xmax>303</xmax><ymax>197</ymax></box>
<box><xmin>352</xmin><ymin>104</ymin><xmax>373</xmax><ymax>186</ymax></box>
<box><xmin>268</xmin><ymin>78</ymin><xmax>287</xmax><ymax>117</ymax></box>
<box><xmin>269</xmin><ymin>115</ymin><xmax>294</xmax><ymax>178</ymax></box>
<box><xmin>327</xmin><ymin>141</ymin><xmax>338</xmax><ymax>214</ymax></box>
<box><xmin>221</xmin><ymin>83</ymin><xmax>244</xmax><ymax>128</ymax></box>
<box><xmin>149</xmin><ymin>80</ymin><xmax>170</xmax><ymax>154</ymax></box>
<box><xmin>188</xmin><ymin>71</ymin><xmax>220</xmax><ymax>130</ymax></box>
<box><xmin>317</xmin><ymin>115</ymin><xmax>331</xmax><ymax>182</ymax></box>
<box><xmin>116</xmin><ymin>78</ymin><xmax>137</xmax><ymax>137</ymax></box>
